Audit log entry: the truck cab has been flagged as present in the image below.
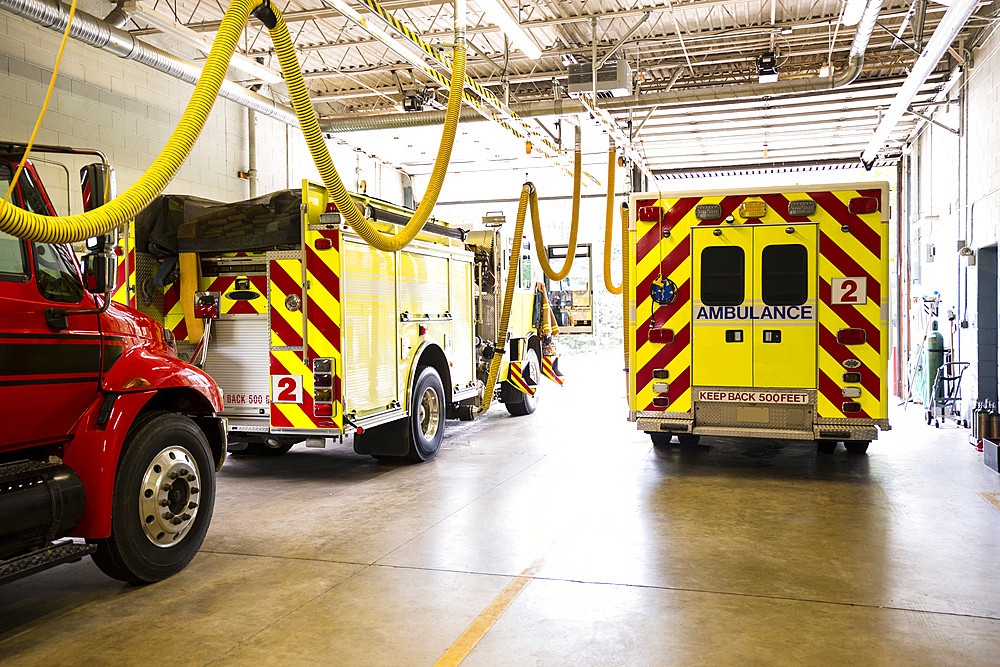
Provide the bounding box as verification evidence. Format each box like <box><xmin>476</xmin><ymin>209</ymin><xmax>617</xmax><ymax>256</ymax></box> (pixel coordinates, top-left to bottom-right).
<box><xmin>0</xmin><ymin>144</ymin><xmax>226</xmax><ymax>584</ymax></box>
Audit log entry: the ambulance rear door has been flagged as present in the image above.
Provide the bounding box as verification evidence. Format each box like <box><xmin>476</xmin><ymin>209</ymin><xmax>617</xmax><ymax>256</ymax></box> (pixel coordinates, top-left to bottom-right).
<box><xmin>691</xmin><ymin>225</ymin><xmax>753</xmax><ymax>386</ymax></box>
<box><xmin>751</xmin><ymin>224</ymin><xmax>817</xmax><ymax>389</ymax></box>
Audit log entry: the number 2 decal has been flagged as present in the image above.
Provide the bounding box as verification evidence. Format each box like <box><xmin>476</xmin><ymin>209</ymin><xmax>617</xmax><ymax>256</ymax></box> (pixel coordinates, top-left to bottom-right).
<box><xmin>271</xmin><ymin>375</ymin><xmax>304</xmax><ymax>404</ymax></box>
<box><xmin>831</xmin><ymin>277</ymin><xmax>867</xmax><ymax>306</ymax></box>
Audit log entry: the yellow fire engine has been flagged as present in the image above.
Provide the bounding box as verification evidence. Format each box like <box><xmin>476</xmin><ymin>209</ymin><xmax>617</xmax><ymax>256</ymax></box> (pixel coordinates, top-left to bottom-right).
<box><xmin>628</xmin><ymin>182</ymin><xmax>890</xmax><ymax>453</ymax></box>
<box><xmin>123</xmin><ymin>181</ymin><xmax>558</xmax><ymax>461</ymax></box>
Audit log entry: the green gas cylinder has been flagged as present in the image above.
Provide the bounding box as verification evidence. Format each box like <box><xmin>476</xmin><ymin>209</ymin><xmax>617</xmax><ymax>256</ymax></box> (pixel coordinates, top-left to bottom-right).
<box><xmin>926</xmin><ymin>320</ymin><xmax>945</xmax><ymax>403</ymax></box>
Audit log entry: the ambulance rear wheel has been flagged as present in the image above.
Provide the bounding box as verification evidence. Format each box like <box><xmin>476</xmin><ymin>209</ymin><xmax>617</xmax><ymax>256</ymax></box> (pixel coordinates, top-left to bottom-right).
<box><xmin>650</xmin><ymin>432</ymin><xmax>674</xmax><ymax>447</ymax></box>
<box><xmin>816</xmin><ymin>440</ymin><xmax>838</xmax><ymax>454</ymax></box>
<box><xmin>844</xmin><ymin>440</ymin><xmax>870</xmax><ymax>454</ymax></box>
<box><xmin>504</xmin><ymin>348</ymin><xmax>540</xmax><ymax>417</ymax></box>
<box><xmin>405</xmin><ymin>366</ymin><xmax>446</xmax><ymax>462</ymax></box>
<box><xmin>90</xmin><ymin>411</ymin><xmax>216</xmax><ymax>584</ymax></box>
<box><xmin>677</xmin><ymin>434</ymin><xmax>701</xmax><ymax>446</ymax></box>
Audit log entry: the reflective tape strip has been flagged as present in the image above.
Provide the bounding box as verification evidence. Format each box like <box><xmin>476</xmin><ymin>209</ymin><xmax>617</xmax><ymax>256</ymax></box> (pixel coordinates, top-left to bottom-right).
<box><xmin>507</xmin><ymin>361</ymin><xmax>536</xmax><ymax>396</ymax></box>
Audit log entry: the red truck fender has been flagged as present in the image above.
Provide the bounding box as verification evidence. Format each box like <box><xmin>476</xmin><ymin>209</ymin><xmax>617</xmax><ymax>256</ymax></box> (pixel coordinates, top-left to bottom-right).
<box><xmin>66</xmin><ymin>355</ymin><xmax>225</xmax><ymax>539</ymax></box>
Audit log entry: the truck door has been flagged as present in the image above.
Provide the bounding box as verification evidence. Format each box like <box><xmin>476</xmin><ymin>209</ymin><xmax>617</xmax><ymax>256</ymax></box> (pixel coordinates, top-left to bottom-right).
<box><xmin>1</xmin><ymin>161</ymin><xmax>100</xmax><ymax>447</ymax></box>
<box><xmin>692</xmin><ymin>226</ymin><xmax>753</xmax><ymax>386</ymax></box>
<box><xmin>751</xmin><ymin>224</ymin><xmax>817</xmax><ymax>388</ymax></box>
<box><xmin>544</xmin><ymin>243</ymin><xmax>593</xmax><ymax>334</ymax></box>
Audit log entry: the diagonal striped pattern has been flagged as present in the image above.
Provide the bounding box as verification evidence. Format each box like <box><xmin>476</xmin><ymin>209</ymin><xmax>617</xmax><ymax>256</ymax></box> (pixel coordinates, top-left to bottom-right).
<box><xmin>268</xmin><ymin>229</ymin><xmax>343</xmax><ymax>431</ymax></box>
<box><xmin>630</xmin><ymin>186</ymin><xmax>888</xmax><ymax>427</ymax></box>
<box><xmin>112</xmin><ymin>228</ymin><xmax>135</xmax><ymax>308</ymax></box>
<box><xmin>507</xmin><ymin>360</ymin><xmax>536</xmax><ymax>396</ymax></box>
<box><xmin>541</xmin><ymin>356</ymin><xmax>563</xmax><ymax>386</ymax></box>
<box><xmin>812</xmin><ymin>189</ymin><xmax>887</xmax><ymax>420</ymax></box>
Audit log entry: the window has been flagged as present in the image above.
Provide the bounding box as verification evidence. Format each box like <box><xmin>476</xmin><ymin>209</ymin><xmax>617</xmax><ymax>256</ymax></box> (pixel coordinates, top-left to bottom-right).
<box><xmin>701</xmin><ymin>246</ymin><xmax>744</xmax><ymax>306</ymax></box>
<box><xmin>17</xmin><ymin>168</ymin><xmax>51</xmax><ymax>215</ymax></box>
<box><xmin>33</xmin><ymin>242</ymin><xmax>84</xmax><ymax>303</ymax></box>
<box><xmin>761</xmin><ymin>244</ymin><xmax>808</xmax><ymax>306</ymax></box>
<box><xmin>0</xmin><ymin>164</ymin><xmax>30</xmax><ymax>282</ymax></box>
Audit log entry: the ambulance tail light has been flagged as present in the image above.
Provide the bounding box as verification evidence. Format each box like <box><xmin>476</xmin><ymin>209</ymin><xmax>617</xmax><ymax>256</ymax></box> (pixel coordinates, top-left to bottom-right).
<box><xmin>836</xmin><ymin>328</ymin><xmax>866</xmax><ymax>345</ymax></box>
<box><xmin>320</xmin><ymin>201</ymin><xmax>342</xmax><ymax>225</ymax></box>
<box><xmin>314</xmin><ymin>403</ymin><xmax>333</xmax><ymax>417</ymax></box>
<box><xmin>649</xmin><ymin>328</ymin><xmax>674</xmax><ymax>344</ymax></box>
<box><xmin>652</xmin><ymin>397</ymin><xmax>671</xmax><ymax>408</ymax></box>
<box><xmin>739</xmin><ymin>201</ymin><xmax>767</xmax><ymax>218</ymax></box>
<box><xmin>315</xmin><ymin>237</ymin><xmax>333</xmax><ymax>250</ymax></box>
<box><xmin>848</xmin><ymin>197</ymin><xmax>879</xmax><ymax>214</ymax></box>
<box><xmin>842</xmin><ymin>402</ymin><xmax>863</xmax><ymax>414</ymax></box>
<box><xmin>638</xmin><ymin>206</ymin><xmax>662</xmax><ymax>222</ymax></box>
<box><xmin>695</xmin><ymin>204</ymin><xmax>722</xmax><ymax>221</ymax></box>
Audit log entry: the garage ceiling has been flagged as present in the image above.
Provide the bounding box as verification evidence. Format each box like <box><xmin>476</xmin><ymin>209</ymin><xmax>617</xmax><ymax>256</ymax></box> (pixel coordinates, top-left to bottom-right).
<box><xmin>125</xmin><ymin>0</ymin><xmax>990</xmax><ymax>175</ymax></box>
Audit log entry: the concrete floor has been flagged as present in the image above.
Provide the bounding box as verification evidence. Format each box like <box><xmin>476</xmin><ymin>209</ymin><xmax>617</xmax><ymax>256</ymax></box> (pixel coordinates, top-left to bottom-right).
<box><xmin>3</xmin><ymin>353</ymin><xmax>1000</xmax><ymax>666</ymax></box>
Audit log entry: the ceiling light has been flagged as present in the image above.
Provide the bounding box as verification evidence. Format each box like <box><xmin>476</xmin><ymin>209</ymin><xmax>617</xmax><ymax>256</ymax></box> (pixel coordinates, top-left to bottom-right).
<box><xmin>476</xmin><ymin>0</ymin><xmax>543</xmax><ymax>60</ymax></box>
<box><xmin>125</xmin><ymin>1</ymin><xmax>282</xmax><ymax>84</ymax></box>
<box><xmin>757</xmin><ymin>51</ymin><xmax>779</xmax><ymax>83</ymax></box>
<box><xmin>841</xmin><ymin>0</ymin><xmax>867</xmax><ymax>27</ymax></box>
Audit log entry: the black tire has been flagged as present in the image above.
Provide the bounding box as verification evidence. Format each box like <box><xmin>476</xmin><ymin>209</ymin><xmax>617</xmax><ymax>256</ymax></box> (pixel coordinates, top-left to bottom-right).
<box><xmin>816</xmin><ymin>440</ymin><xmax>838</xmax><ymax>454</ymax></box>
<box><xmin>650</xmin><ymin>432</ymin><xmax>674</xmax><ymax>447</ymax></box>
<box><xmin>405</xmin><ymin>366</ymin><xmax>446</xmax><ymax>462</ymax></box>
<box><xmin>245</xmin><ymin>439</ymin><xmax>294</xmax><ymax>456</ymax></box>
<box><xmin>504</xmin><ymin>347</ymin><xmax>540</xmax><ymax>417</ymax></box>
<box><xmin>677</xmin><ymin>434</ymin><xmax>701</xmax><ymax>446</ymax></box>
<box><xmin>844</xmin><ymin>440</ymin><xmax>870</xmax><ymax>454</ymax></box>
<box><xmin>89</xmin><ymin>411</ymin><xmax>216</xmax><ymax>584</ymax></box>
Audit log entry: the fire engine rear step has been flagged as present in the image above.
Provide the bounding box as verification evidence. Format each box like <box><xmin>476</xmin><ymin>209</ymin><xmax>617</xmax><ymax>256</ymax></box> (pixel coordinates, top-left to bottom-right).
<box><xmin>0</xmin><ymin>540</ymin><xmax>97</xmax><ymax>585</ymax></box>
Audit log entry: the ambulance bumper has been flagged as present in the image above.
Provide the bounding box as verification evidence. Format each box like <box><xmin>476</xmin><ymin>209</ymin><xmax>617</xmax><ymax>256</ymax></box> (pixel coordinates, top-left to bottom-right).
<box><xmin>637</xmin><ymin>417</ymin><xmax>885</xmax><ymax>442</ymax></box>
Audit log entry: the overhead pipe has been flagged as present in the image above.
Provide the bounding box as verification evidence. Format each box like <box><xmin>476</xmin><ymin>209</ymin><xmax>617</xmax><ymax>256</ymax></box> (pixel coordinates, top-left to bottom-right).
<box><xmin>320</xmin><ymin>0</ymin><xmax>887</xmax><ymax>133</ymax></box>
<box><xmin>861</xmin><ymin>0</ymin><xmax>978</xmax><ymax>167</ymax></box>
<box><xmin>0</xmin><ymin>0</ymin><xmax>298</xmax><ymax>126</ymax></box>
<box><xmin>1</xmin><ymin>0</ymin><xmax>885</xmax><ymax>136</ymax></box>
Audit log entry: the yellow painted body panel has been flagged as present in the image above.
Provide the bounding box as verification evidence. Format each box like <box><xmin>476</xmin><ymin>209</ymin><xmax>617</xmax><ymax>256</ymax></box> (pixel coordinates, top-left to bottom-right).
<box><xmin>450</xmin><ymin>259</ymin><xmax>475</xmax><ymax>389</ymax></box>
<box><xmin>344</xmin><ymin>240</ymin><xmax>398</xmax><ymax>415</ymax></box>
<box><xmin>751</xmin><ymin>224</ymin><xmax>817</xmax><ymax>389</ymax></box>
<box><xmin>691</xmin><ymin>225</ymin><xmax>753</xmax><ymax>387</ymax></box>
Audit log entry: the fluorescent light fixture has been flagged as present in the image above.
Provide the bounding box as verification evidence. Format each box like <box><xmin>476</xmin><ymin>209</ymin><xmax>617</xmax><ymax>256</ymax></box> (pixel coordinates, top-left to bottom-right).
<box><xmin>476</xmin><ymin>0</ymin><xmax>542</xmax><ymax>60</ymax></box>
<box><xmin>125</xmin><ymin>1</ymin><xmax>282</xmax><ymax>84</ymax></box>
<box><xmin>842</xmin><ymin>0</ymin><xmax>868</xmax><ymax>27</ymax></box>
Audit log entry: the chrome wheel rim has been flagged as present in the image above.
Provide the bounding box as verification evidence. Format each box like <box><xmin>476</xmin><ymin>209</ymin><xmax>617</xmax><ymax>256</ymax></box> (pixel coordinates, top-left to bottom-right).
<box><xmin>418</xmin><ymin>386</ymin><xmax>441</xmax><ymax>440</ymax></box>
<box><xmin>138</xmin><ymin>446</ymin><xmax>201</xmax><ymax>547</ymax></box>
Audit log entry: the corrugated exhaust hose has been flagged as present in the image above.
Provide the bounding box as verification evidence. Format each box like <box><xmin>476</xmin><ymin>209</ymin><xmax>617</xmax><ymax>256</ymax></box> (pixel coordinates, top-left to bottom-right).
<box><xmin>0</xmin><ymin>0</ymin><xmax>466</xmax><ymax>251</ymax></box>
<box><xmin>528</xmin><ymin>128</ymin><xmax>581</xmax><ymax>282</ymax></box>
<box><xmin>603</xmin><ymin>145</ymin><xmax>621</xmax><ymax>295</ymax></box>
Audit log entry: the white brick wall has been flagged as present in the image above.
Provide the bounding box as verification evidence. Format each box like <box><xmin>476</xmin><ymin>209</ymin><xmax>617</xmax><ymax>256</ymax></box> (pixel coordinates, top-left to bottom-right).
<box><xmin>0</xmin><ymin>1</ymin><xmax>406</xmax><ymax>214</ymax></box>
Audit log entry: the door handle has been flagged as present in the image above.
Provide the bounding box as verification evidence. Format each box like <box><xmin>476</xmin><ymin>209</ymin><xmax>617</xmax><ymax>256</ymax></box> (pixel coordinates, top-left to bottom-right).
<box><xmin>762</xmin><ymin>330</ymin><xmax>782</xmax><ymax>343</ymax></box>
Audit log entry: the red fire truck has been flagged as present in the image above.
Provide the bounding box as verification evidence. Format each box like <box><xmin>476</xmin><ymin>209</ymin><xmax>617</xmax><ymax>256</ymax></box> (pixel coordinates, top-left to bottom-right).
<box><xmin>0</xmin><ymin>143</ymin><xmax>226</xmax><ymax>584</ymax></box>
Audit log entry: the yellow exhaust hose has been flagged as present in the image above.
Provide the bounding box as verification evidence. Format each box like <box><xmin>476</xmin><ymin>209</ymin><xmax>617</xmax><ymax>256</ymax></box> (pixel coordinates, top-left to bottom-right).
<box><xmin>602</xmin><ymin>145</ymin><xmax>621</xmax><ymax>294</ymax></box>
<box><xmin>529</xmin><ymin>146</ymin><xmax>581</xmax><ymax>282</ymax></box>
<box><xmin>479</xmin><ymin>183</ymin><xmax>531</xmax><ymax>414</ymax></box>
<box><xmin>0</xmin><ymin>0</ymin><xmax>466</xmax><ymax>252</ymax></box>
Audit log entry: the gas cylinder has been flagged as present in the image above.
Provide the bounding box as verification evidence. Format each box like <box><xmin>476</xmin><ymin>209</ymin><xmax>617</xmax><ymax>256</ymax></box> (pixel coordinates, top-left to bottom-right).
<box><xmin>973</xmin><ymin>401</ymin><xmax>984</xmax><ymax>439</ymax></box>
<box><xmin>926</xmin><ymin>321</ymin><xmax>945</xmax><ymax>404</ymax></box>
<box><xmin>989</xmin><ymin>402</ymin><xmax>1000</xmax><ymax>441</ymax></box>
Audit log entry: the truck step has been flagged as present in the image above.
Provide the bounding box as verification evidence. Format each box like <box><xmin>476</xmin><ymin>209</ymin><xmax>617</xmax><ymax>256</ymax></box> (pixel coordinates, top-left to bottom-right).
<box><xmin>0</xmin><ymin>540</ymin><xmax>97</xmax><ymax>585</ymax></box>
<box><xmin>0</xmin><ymin>459</ymin><xmax>63</xmax><ymax>484</ymax></box>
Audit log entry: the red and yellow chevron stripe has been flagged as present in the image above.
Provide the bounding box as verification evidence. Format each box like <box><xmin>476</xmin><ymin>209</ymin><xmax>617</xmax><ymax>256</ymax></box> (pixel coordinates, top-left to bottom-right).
<box><xmin>269</xmin><ymin>228</ymin><xmax>343</xmax><ymax>431</ymax></box>
<box><xmin>629</xmin><ymin>187</ymin><xmax>888</xmax><ymax>424</ymax></box>
<box><xmin>541</xmin><ymin>356</ymin><xmax>564</xmax><ymax>386</ymax></box>
<box><xmin>112</xmin><ymin>226</ymin><xmax>135</xmax><ymax>308</ymax></box>
<box><xmin>164</xmin><ymin>272</ymin><xmax>268</xmax><ymax>341</ymax></box>
<box><xmin>507</xmin><ymin>360</ymin><xmax>537</xmax><ymax>396</ymax></box>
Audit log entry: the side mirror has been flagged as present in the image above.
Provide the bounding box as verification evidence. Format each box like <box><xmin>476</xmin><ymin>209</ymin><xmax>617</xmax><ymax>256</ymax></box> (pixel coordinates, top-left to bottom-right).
<box><xmin>194</xmin><ymin>291</ymin><xmax>221</xmax><ymax>319</ymax></box>
<box><xmin>80</xmin><ymin>163</ymin><xmax>116</xmax><ymax>212</ymax></box>
<box><xmin>82</xmin><ymin>251</ymin><xmax>118</xmax><ymax>294</ymax></box>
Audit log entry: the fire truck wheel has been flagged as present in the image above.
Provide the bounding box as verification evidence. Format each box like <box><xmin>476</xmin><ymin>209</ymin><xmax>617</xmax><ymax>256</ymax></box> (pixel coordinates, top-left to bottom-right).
<box><xmin>90</xmin><ymin>411</ymin><xmax>216</xmax><ymax>584</ymax></box>
<box><xmin>504</xmin><ymin>348</ymin><xmax>540</xmax><ymax>417</ymax></box>
<box><xmin>844</xmin><ymin>440</ymin><xmax>870</xmax><ymax>454</ymax></box>
<box><xmin>816</xmin><ymin>440</ymin><xmax>838</xmax><ymax>454</ymax></box>
<box><xmin>406</xmin><ymin>367</ymin><xmax>446</xmax><ymax>462</ymax></box>
<box><xmin>677</xmin><ymin>434</ymin><xmax>701</xmax><ymax>446</ymax></box>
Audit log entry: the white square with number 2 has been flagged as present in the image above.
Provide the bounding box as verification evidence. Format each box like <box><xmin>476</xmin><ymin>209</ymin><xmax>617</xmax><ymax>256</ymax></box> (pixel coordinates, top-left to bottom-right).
<box><xmin>271</xmin><ymin>375</ymin><xmax>303</xmax><ymax>404</ymax></box>
<box><xmin>831</xmin><ymin>277</ymin><xmax>867</xmax><ymax>306</ymax></box>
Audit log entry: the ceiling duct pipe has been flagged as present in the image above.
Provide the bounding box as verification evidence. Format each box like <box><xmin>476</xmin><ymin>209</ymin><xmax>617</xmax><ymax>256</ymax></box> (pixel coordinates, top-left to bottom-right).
<box><xmin>0</xmin><ymin>0</ymin><xmax>298</xmax><ymax>126</ymax></box>
<box><xmin>320</xmin><ymin>0</ymin><xmax>887</xmax><ymax>133</ymax></box>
